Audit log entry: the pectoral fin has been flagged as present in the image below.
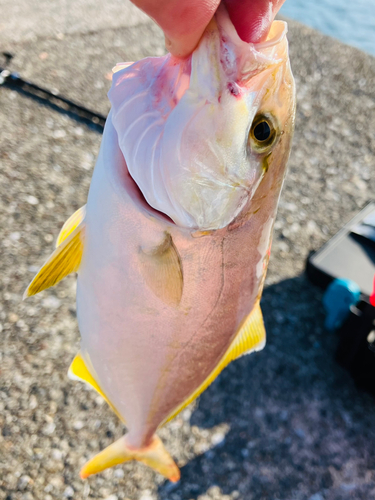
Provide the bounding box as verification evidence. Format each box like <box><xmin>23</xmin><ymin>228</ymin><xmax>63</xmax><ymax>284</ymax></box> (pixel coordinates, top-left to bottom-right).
<box><xmin>80</xmin><ymin>434</ymin><xmax>180</xmax><ymax>483</ymax></box>
<box><xmin>162</xmin><ymin>302</ymin><xmax>266</xmax><ymax>425</ymax></box>
<box><xmin>68</xmin><ymin>352</ymin><xmax>124</xmax><ymax>423</ymax></box>
<box><xmin>139</xmin><ymin>233</ymin><xmax>183</xmax><ymax>306</ymax></box>
<box><xmin>24</xmin><ymin>222</ymin><xmax>85</xmax><ymax>298</ymax></box>
<box><xmin>56</xmin><ymin>205</ymin><xmax>86</xmax><ymax>247</ymax></box>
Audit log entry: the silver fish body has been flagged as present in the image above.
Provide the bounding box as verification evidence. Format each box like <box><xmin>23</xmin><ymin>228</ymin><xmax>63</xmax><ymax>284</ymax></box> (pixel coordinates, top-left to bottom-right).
<box><xmin>25</xmin><ymin>5</ymin><xmax>295</xmax><ymax>482</ymax></box>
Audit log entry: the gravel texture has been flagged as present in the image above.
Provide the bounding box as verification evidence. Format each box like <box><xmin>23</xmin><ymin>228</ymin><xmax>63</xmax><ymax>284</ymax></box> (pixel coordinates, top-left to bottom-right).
<box><xmin>0</xmin><ymin>0</ymin><xmax>148</xmax><ymax>45</ymax></box>
<box><xmin>1</xmin><ymin>8</ymin><xmax>375</xmax><ymax>500</ymax></box>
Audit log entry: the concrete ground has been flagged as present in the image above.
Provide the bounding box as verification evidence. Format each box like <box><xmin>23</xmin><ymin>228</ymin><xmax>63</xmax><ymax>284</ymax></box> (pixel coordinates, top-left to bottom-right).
<box><xmin>1</xmin><ymin>2</ymin><xmax>375</xmax><ymax>499</ymax></box>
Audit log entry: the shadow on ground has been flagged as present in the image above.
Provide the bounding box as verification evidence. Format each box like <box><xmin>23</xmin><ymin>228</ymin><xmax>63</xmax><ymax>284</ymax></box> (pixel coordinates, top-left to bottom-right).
<box><xmin>158</xmin><ymin>275</ymin><xmax>375</xmax><ymax>500</ymax></box>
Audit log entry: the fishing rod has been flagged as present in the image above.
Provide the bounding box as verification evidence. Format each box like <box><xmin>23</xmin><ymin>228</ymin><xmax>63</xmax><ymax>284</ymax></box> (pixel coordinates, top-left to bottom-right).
<box><xmin>0</xmin><ymin>52</ymin><xmax>106</xmax><ymax>131</ymax></box>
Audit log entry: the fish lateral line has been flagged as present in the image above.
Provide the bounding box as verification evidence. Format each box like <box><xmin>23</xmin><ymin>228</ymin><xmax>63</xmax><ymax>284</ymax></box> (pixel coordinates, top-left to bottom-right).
<box><xmin>160</xmin><ymin>301</ymin><xmax>266</xmax><ymax>426</ymax></box>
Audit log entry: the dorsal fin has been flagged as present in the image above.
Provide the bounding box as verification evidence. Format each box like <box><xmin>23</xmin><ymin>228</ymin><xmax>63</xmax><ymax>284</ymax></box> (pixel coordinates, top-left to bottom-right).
<box><xmin>24</xmin><ymin>222</ymin><xmax>85</xmax><ymax>298</ymax></box>
<box><xmin>161</xmin><ymin>302</ymin><xmax>266</xmax><ymax>425</ymax></box>
<box><xmin>68</xmin><ymin>352</ymin><xmax>125</xmax><ymax>423</ymax></box>
<box><xmin>56</xmin><ymin>205</ymin><xmax>86</xmax><ymax>247</ymax></box>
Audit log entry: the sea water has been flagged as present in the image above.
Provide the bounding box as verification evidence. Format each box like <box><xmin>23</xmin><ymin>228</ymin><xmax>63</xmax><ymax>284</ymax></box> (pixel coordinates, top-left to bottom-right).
<box><xmin>281</xmin><ymin>0</ymin><xmax>375</xmax><ymax>56</ymax></box>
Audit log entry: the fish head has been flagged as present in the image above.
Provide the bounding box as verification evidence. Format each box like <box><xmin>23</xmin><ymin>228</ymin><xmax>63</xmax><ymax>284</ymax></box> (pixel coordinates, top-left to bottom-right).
<box><xmin>109</xmin><ymin>5</ymin><xmax>296</xmax><ymax>231</ymax></box>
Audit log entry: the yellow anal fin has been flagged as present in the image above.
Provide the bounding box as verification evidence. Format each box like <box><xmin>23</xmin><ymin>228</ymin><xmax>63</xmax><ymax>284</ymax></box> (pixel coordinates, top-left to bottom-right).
<box><xmin>228</xmin><ymin>301</ymin><xmax>266</xmax><ymax>359</ymax></box>
<box><xmin>56</xmin><ymin>205</ymin><xmax>86</xmax><ymax>247</ymax></box>
<box><xmin>24</xmin><ymin>223</ymin><xmax>85</xmax><ymax>298</ymax></box>
<box><xmin>139</xmin><ymin>232</ymin><xmax>183</xmax><ymax>306</ymax></box>
<box><xmin>68</xmin><ymin>352</ymin><xmax>125</xmax><ymax>423</ymax></box>
<box><xmin>162</xmin><ymin>302</ymin><xmax>266</xmax><ymax>425</ymax></box>
<box><xmin>80</xmin><ymin>434</ymin><xmax>180</xmax><ymax>483</ymax></box>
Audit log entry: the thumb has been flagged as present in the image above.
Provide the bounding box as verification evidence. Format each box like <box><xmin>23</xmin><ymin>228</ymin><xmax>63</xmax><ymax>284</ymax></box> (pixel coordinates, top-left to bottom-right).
<box><xmin>224</xmin><ymin>0</ymin><xmax>286</xmax><ymax>43</ymax></box>
<box><xmin>131</xmin><ymin>0</ymin><xmax>220</xmax><ymax>58</ymax></box>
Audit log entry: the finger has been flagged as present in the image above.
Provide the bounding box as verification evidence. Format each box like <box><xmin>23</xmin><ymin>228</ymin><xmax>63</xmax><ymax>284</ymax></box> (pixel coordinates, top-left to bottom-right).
<box><xmin>131</xmin><ymin>0</ymin><xmax>220</xmax><ymax>57</ymax></box>
<box><xmin>224</xmin><ymin>0</ymin><xmax>286</xmax><ymax>43</ymax></box>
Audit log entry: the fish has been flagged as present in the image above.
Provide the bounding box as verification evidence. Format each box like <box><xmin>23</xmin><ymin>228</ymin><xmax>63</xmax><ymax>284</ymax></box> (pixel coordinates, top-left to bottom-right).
<box><xmin>24</xmin><ymin>3</ymin><xmax>295</xmax><ymax>483</ymax></box>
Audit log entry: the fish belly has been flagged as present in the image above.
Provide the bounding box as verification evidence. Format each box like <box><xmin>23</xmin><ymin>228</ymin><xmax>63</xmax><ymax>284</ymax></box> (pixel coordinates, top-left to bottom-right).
<box><xmin>76</xmin><ymin>115</ymin><xmax>263</xmax><ymax>448</ymax></box>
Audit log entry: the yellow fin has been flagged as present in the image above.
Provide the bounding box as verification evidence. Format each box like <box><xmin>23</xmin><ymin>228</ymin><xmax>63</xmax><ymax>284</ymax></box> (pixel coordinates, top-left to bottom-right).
<box><xmin>80</xmin><ymin>434</ymin><xmax>180</xmax><ymax>483</ymax></box>
<box><xmin>139</xmin><ymin>233</ymin><xmax>183</xmax><ymax>306</ymax></box>
<box><xmin>162</xmin><ymin>302</ymin><xmax>266</xmax><ymax>425</ymax></box>
<box><xmin>24</xmin><ymin>223</ymin><xmax>85</xmax><ymax>298</ymax></box>
<box><xmin>56</xmin><ymin>205</ymin><xmax>86</xmax><ymax>247</ymax></box>
<box><xmin>68</xmin><ymin>352</ymin><xmax>125</xmax><ymax>423</ymax></box>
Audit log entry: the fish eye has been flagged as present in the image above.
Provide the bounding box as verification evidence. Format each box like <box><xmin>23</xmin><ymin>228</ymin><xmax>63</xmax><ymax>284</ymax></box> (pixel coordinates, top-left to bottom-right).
<box><xmin>253</xmin><ymin>121</ymin><xmax>271</xmax><ymax>141</ymax></box>
<box><xmin>249</xmin><ymin>114</ymin><xmax>278</xmax><ymax>153</ymax></box>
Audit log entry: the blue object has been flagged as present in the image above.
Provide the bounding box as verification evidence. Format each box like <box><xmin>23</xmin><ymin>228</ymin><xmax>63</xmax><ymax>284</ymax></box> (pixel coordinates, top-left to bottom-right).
<box><xmin>323</xmin><ymin>278</ymin><xmax>361</xmax><ymax>331</ymax></box>
<box><xmin>280</xmin><ymin>0</ymin><xmax>375</xmax><ymax>57</ymax></box>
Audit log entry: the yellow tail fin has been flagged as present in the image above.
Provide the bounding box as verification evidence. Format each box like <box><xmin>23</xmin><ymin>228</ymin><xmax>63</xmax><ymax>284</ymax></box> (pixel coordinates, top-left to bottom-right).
<box><xmin>80</xmin><ymin>434</ymin><xmax>180</xmax><ymax>483</ymax></box>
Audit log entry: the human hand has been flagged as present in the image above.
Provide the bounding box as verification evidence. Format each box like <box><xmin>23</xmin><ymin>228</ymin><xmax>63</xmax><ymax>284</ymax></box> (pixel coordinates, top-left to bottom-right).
<box><xmin>130</xmin><ymin>0</ymin><xmax>286</xmax><ymax>58</ymax></box>
<box><xmin>224</xmin><ymin>0</ymin><xmax>286</xmax><ymax>44</ymax></box>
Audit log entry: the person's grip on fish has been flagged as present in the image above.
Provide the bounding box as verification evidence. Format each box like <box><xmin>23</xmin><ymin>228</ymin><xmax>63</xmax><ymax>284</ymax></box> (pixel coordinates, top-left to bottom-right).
<box><xmin>25</xmin><ymin>0</ymin><xmax>295</xmax><ymax>485</ymax></box>
<box><xmin>130</xmin><ymin>0</ymin><xmax>287</xmax><ymax>57</ymax></box>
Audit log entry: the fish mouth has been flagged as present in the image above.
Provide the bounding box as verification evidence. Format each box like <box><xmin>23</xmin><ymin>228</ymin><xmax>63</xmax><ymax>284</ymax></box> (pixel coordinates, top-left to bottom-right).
<box><xmin>121</xmin><ymin>159</ymin><xmax>175</xmax><ymax>226</ymax></box>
